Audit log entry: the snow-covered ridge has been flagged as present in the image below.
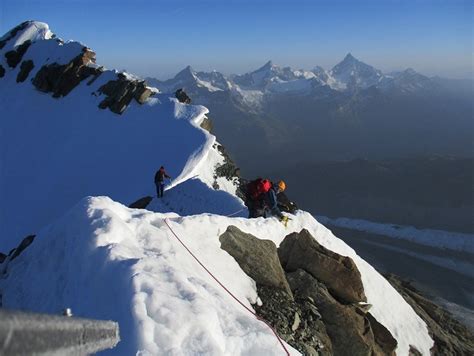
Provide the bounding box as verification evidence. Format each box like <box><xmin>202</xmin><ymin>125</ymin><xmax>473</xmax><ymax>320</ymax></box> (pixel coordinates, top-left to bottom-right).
<box><xmin>0</xmin><ymin>21</ymin><xmax>236</xmax><ymax>251</ymax></box>
<box><xmin>0</xmin><ymin>196</ymin><xmax>434</xmax><ymax>355</ymax></box>
<box><xmin>1</xmin><ymin>21</ymin><xmax>434</xmax><ymax>355</ymax></box>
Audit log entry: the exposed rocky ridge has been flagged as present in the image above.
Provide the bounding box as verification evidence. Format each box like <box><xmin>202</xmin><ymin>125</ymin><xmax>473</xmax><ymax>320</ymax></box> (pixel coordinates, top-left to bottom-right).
<box><xmin>279</xmin><ymin>229</ymin><xmax>366</xmax><ymax>304</ymax></box>
<box><xmin>220</xmin><ymin>226</ymin><xmax>293</xmax><ymax>297</ymax></box>
<box><xmin>385</xmin><ymin>274</ymin><xmax>474</xmax><ymax>356</ymax></box>
<box><xmin>1</xmin><ymin>22</ymin><xmax>155</xmax><ymax>115</ymax></box>
<box><xmin>219</xmin><ymin>225</ymin><xmax>330</xmax><ymax>354</ymax></box>
<box><xmin>213</xmin><ymin>143</ymin><xmax>241</xmax><ymax>191</ymax></box>
<box><xmin>32</xmin><ymin>47</ymin><xmax>100</xmax><ymax>98</ymax></box>
<box><xmin>98</xmin><ymin>73</ymin><xmax>153</xmax><ymax>114</ymax></box>
<box><xmin>287</xmin><ymin>269</ymin><xmax>397</xmax><ymax>356</ymax></box>
<box><xmin>219</xmin><ymin>226</ymin><xmax>397</xmax><ymax>356</ymax></box>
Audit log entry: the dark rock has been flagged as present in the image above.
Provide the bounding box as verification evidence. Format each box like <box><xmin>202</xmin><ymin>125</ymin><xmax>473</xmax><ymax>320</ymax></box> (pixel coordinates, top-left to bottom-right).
<box><xmin>279</xmin><ymin>229</ymin><xmax>366</xmax><ymax>303</ymax></box>
<box><xmin>134</xmin><ymin>81</ymin><xmax>152</xmax><ymax>104</ymax></box>
<box><xmin>16</xmin><ymin>60</ymin><xmax>34</xmax><ymax>83</ymax></box>
<box><xmin>200</xmin><ymin>117</ymin><xmax>213</xmax><ymax>133</ymax></box>
<box><xmin>5</xmin><ymin>40</ymin><xmax>31</xmax><ymax>68</ymax></box>
<box><xmin>32</xmin><ymin>48</ymin><xmax>100</xmax><ymax>98</ymax></box>
<box><xmin>386</xmin><ymin>274</ymin><xmax>474</xmax><ymax>356</ymax></box>
<box><xmin>10</xmin><ymin>235</ymin><xmax>35</xmax><ymax>261</ymax></box>
<box><xmin>219</xmin><ymin>225</ymin><xmax>293</xmax><ymax>297</ymax></box>
<box><xmin>98</xmin><ymin>74</ymin><xmax>153</xmax><ymax>114</ymax></box>
<box><xmin>175</xmin><ymin>88</ymin><xmax>191</xmax><ymax>104</ymax></box>
<box><xmin>0</xmin><ymin>64</ymin><xmax>5</xmax><ymax>78</ymax></box>
<box><xmin>0</xmin><ymin>253</ymin><xmax>6</xmax><ymax>263</ymax></box>
<box><xmin>287</xmin><ymin>269</ymin><xmax>396</xmax><ymax>356</ymax></box>
<box><xmin>366</xmin><ymin>312</ymin><xmax>398</xmax><ymax>355</ymax></box>
<box><xmin>212</xmin><ymin>143</ymin><xmax>241</xmax><ymax>192</ymax></box>
<box><xmin>254</xmin><ymin>285</ymin><xmax>331</xmax><ymax>355</ymax></box>
<box><xmin>219</xmin><ymin>226</ymin><xmax>331</xmax><ymax>355</ymax></box>
<box><xmin>409</xmin><ymin>345</ymin><xmax>422</xmax><ymax>355</ymax></box>
<box><xmin>128</xmin><ymin>196</ymin><xmax>153</xmax><ymax>209</ymax></box>
<box><xmin>0</xmin><ymin>21</ymin><xmax>31</xmax><ymax>50</ymax></box>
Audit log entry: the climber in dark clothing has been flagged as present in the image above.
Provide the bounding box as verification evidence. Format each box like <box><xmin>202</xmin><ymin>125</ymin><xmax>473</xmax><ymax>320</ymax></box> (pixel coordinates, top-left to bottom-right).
<box><xmin>264</xmin><ymin>180</ymin><xmax>286</xmax><ymax>219</ymax></box>
<box><xmin>154</xmin><ymin>166</ymin><xmax>171</xmax><ymax>198</ymax></box>
<box><xmin>264</xmin><ymin>180</ymin><xmax>291</xmax><ymax>226</ymax></box>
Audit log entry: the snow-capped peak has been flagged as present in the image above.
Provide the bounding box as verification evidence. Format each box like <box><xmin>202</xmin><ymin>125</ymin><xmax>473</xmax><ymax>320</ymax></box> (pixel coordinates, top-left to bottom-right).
<box><xmin>330</xmin><ymin>53</ymin><xmax>385</xmax><ymax>90</ymax></box>
<box><xmin>0</xmin><ymin>20</ymin><xmax>54</xmax><ymax>53</ymax></box>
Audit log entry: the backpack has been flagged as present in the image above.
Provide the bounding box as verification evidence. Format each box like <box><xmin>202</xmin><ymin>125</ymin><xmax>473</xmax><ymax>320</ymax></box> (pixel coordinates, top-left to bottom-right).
<box><xmin>246</xmin><ymin>178</ymin><xmax>271</xmax><ymax>201</ymax></box>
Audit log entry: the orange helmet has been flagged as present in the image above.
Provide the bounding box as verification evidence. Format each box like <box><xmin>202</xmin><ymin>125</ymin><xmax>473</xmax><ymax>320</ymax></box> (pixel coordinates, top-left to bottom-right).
<box><xmin>277</xmin><ymin>180</ymin><xmax>286</xmax><ymax>191</ymax></box>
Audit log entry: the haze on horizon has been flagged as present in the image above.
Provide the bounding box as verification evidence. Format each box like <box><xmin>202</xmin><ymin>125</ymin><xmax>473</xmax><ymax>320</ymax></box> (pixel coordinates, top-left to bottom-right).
<box><xmin>1</xmin><ymin>0</ymin><xmax>472</xmax><ymax>80</ymax></box>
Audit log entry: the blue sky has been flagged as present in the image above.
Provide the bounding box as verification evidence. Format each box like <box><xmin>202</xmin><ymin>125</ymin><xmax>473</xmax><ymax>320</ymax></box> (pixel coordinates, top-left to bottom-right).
<box><xmin>1</xmin><ymin>0</ymin><xmax>472</xmax><ymax>79</ymax></box>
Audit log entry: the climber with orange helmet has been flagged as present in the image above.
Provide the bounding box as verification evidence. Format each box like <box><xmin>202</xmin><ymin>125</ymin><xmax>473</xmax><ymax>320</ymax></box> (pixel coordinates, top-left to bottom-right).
<box><xmin>264</xmin><ymin>180</ymin><xmax>290</xmax><ymax>225</ymax></box>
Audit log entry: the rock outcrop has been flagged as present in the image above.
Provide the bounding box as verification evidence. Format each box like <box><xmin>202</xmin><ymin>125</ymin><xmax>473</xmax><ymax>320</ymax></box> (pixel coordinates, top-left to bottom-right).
<box><xmin>175</xmin><ymin>88</ymin><xmax>191</xmax><ymax>104</ymax></box>
<box><xmin>32</xmin><ymin>48</ymin><xmax>100</xmax><ymax>98</ymax></box>
<box><xmin>219</xmin><ymin>225</ymin><xmax>292</xmax><ymax>296</ymax></box>
<box><xmin>386</xmin><ymin>274</ymin><xmax>474</xmax><ymax>356</ymax></box>
<box><xmin>279</xmin><ymin>229</ymin><xmax>366</xmax><ymax>304</ymax></box>
<box><xmin>254</xmin><ymin>285</ymin><xmax>332</xmax><ymax>355</ymax></box>
<box><xmin>1</xmin><ymin>21</ymin><xmax>154</xmax><ymax>115</ymax></box>
<box><xmin>16</xmin><ymin>60</ymin><xmax>34</xmax><ymax>83</ymax></box>
<box><xmin>98</xmin><ymin>73</ymin><xmax>153</xmax><ymax>114</ymax></box>
<box><xmin>212</xmin><ymin>143</ymin><xmax>241</xmax><ymax>191</ymax></box>
<box><xmin>218</xmin><ymin>226</ymin><xmax>400</xmax><ymax>356</ymax></box>
<box><xmin>4</xmin><ymin>40</ymin><xmax>31</xmax><ymax>68</ymax></box>
<box><xmin>287</xmin><ymin>269</ymin><xmax>396</xmax><ymax>356</ymax></box>
<box><xmin>128</xmin><ymin>196</ymin><xmax>153</xmax><ymax>209</ymax></box>
<box><xmin>219</xmin><ymin>226</ymin><xmax>332</xmax><ymax>355</ymax></box>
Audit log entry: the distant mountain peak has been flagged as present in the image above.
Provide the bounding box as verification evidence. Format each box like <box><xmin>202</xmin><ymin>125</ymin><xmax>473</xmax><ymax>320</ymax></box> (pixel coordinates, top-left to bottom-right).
<box><xmin>174</xmin><ymin>65</ymin><xmax>196</xmax><ymax>80</ymax></box>
<box><xmin>256</xmin><ymin>60</ymin><xmax>275</xmax><ymax>72</ymax></box>
<box><xmin>344</xmin><ymin>52</ymin><xmax>356</xmax><ymax>61</ymax></box>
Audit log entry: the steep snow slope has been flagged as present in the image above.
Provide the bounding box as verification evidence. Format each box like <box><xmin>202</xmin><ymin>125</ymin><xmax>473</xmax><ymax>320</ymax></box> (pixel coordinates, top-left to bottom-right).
<box><xmin>0</xmin><ymin>22</ymin><xmax>228</xmax><ymax>252</ymax></box>
<box><xmin>1</xmin><ymin>196</ymin><xmax>433</xmax><ymax>355</ymax></box>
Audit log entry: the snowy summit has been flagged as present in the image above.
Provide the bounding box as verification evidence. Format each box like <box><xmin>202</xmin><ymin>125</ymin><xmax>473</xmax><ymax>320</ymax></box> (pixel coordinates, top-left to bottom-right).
<box><xmin>0</xmin><ymin>21</ymin><xmax>434</xmax><ymax>355</ymax></box>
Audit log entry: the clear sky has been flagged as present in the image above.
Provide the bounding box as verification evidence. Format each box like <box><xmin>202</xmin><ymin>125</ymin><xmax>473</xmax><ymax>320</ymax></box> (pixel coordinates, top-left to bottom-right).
<box><xmin>1</xmin><ymin>0</ymin><xmax>472</xmax><ymax>79</ymax></box>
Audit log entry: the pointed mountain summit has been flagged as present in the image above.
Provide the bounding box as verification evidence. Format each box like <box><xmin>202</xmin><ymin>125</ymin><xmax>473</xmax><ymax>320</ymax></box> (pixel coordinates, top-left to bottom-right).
<box><xmin>174</xmin><ymin>65</ymin><xmax>196</xmax><ymax>80</ymax></box>
<box><xmin>331</xmin><ymin>53</ymin><xmax>384</xmax><ymax>90</ymax></box>
<box><xmin>256</xmin><ymin>60</ymin><xmax>275</xmax><ymax>72</ymax></box>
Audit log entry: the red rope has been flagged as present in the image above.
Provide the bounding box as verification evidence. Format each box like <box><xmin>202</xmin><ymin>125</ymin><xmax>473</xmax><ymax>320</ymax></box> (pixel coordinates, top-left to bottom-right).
<box><xmin>163</xmin><ymin>218</ymin><xmax>291</xmax><ymax>356</ymax></box>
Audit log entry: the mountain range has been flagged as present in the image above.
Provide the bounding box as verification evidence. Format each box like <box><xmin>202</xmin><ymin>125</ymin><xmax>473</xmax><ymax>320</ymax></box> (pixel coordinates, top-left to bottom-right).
<box><xmin>148</xmin><ymin>53</ymin><xmax>450</xmax><ymax>109</ymax></box>
<box><xmin>146</xmin><ymin>54</ymin><xmax>473</xmax><ymax>234</ymax></box>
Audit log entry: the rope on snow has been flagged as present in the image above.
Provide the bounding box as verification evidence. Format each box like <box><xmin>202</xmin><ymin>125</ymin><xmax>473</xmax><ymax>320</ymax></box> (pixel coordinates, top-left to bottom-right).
<box><xmin>163</xmin><ymin>218</ymin><xmax>291</xmax><ymax>356</ymax></box>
